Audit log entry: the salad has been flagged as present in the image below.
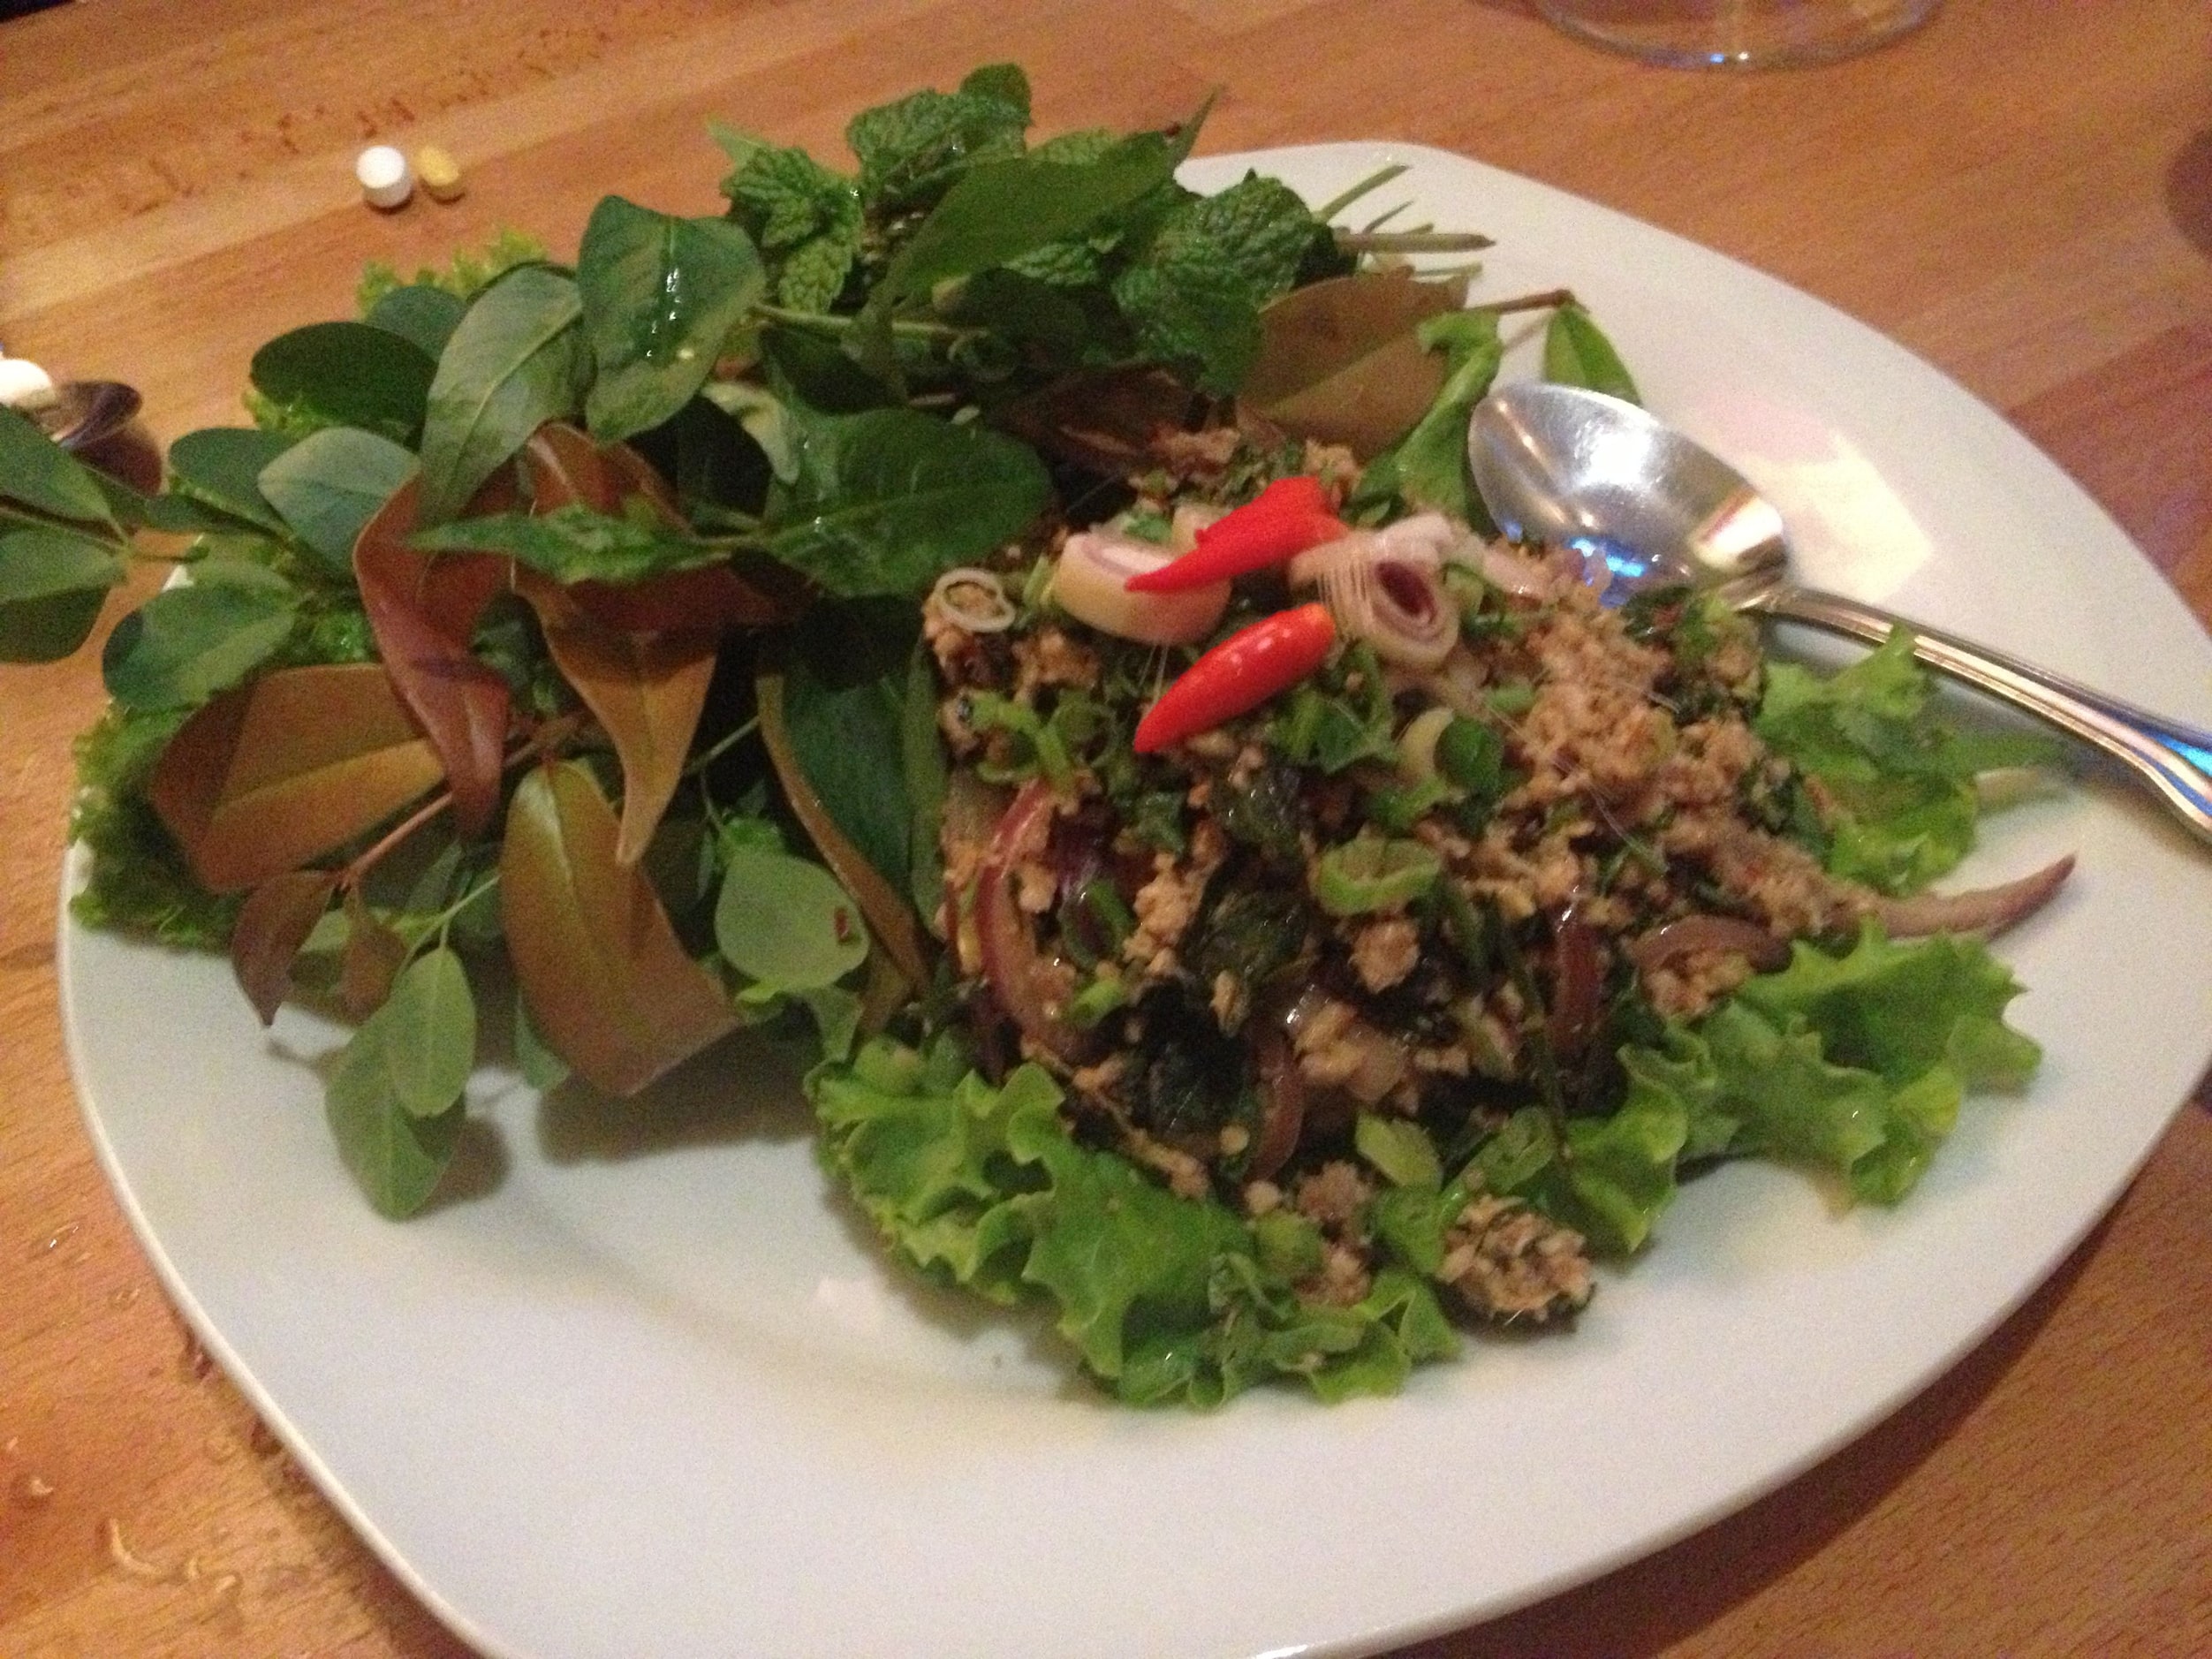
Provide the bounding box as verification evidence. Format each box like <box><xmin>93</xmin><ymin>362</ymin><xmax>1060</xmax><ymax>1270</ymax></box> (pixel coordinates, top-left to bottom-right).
<box><xmin>0</xmin><ymin>66</ymin><xmax>2068</xmax><ymax>1406</ymax></box>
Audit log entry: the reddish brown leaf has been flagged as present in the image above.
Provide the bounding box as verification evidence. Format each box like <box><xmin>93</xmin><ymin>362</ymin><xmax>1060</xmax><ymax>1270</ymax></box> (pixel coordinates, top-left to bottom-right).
<box><xmin>1240</xmin><ymin>269</ymin><xmax>1469</xmax><ymax>457</ymax></box>
<box><xmin>522</xmin><ymin>421</ymin><xmax>683</xmax><ymax>521</ymax></box>
<box><xmin>231</xmin><ymin>868</ymin><xmax>340</xmax><ymax>1024</ymax></box>
<box><xmin>991</xmin><ymin>366</ymin><xmax>1204</xmax><ymax>475</ymax></box>
<box><xmin>564</xmin><ymin>562</ymin><xmax>803</xmax><ymax>633</ymax></box>
<box><xmin>353</xmin><ymin>473</ymin><xmax>515</xmax><ymax>838</ymax></box>
<box><xmin>515</xmin><ymin>570</ymin><xmax>715</xmax><ymax>866</ymax></box>
<box><xmin>147</xmin><ymin>663</ymin><xmax>446</xmax><ymax>892</ymax></box>
<box><xmin>498</xmin><ymin>760</ymin><xmax>736</xmax><ymax>1096</ymax></box>
<box><xmin>339</xmin><ymin>885</ymin><xmax>411</xmax><ymax>1019</ymax></box>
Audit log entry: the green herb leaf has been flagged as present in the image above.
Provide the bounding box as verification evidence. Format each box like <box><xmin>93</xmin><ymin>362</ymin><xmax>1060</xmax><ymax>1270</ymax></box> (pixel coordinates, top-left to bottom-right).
<box><xmin>375</xmin><ymin>946</ymin><xmax>479</xmax><ymax>1117</ymax></box>
<box><xmin>765</xmin><ymin>406</ymin><xmax>1049</xmax><ymax>597</ymax></box>
<box><xmin>412</xmin><ymin>503</ymin><xmax>723</xmax><ymax>584</ymax></box>
<box><xmin>256</xmin><ymin>426</ymin><xmax>419</xmax><ymax>572</ymax></box>
<box><xmin>577</xmin><ymin>196</ymin><xmax>766</xmax><ymax>443</ymax></box>
<box><xmin>714</xmin><ymin>841</ymin><xmax>870</xmax><ymax>991</ymax></box>
<box><xmin>1543</xmin><ymin>301</ymin><xmax>1640</xmax><ymax>405</ymax></box>
<box><xmin>100</xmin><ymin>566</ymin><xmax>300</xmax><ymax>711</ymax></box>
<box><xmin>846</xmin><ymin>66</ymin><xmax>1031</xmax><ymax>213</ymax></box>
<box><xmin>773</xmin><ymin>598</ymin><xmax>923</xmax><ymax>895</ymax></box>
<box><xmin>879</xmin><ymin>134</ymin><xmax>1181</xmax><ymax>305</ymax></box>
<box><xmin>249</xmin><ymin>321</ymin><xmax>437</xmax><ymax>444</ymax></box>
<box><xmin>721</xmin><ymin>144</ymin><xmax>863</xmax><ymax>311</ymax></box>
<box><xmin>167</xmin><ymin>427</ymin><xmax>298</xmax><ymax>534</ymax></box>
<box><xmin>326</xmin><ymin>1019</ymin><xmax>465</xmax><ymax>1218</ymax></box>
<box><xmin>365</xmin><ymin>283</ymin><xmax>469</xmax><ymax>358</ymax></box>
<box><xmin>1350</xmin><ymin>308</ymin><xmax>1503</xmax><ymax>525</ymax></box>
<box><xmin>0</xmin><ymin>527</ymin><xmax>125</xmax><ymax>663</ymax></box>
<box><xmin>0</xmin><ymin>407</ymin><xmax>117</xmax><ymax>526</ymax></box>
<box><xmin>418</xmin><ymin>265</ymin><xmax>589</xmax><ymax>523</ymax></box>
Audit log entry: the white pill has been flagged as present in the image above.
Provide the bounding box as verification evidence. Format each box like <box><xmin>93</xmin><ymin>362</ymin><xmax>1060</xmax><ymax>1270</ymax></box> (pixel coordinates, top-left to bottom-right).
<box><xmin>0</xmin><ymin>357</ymin><xmax>55</xmax><ymax>408</ymax></box>
<box><xmin>355</xmin><ymin>145</ymin><xmax>414</xmax><ymax>209</ymax></box>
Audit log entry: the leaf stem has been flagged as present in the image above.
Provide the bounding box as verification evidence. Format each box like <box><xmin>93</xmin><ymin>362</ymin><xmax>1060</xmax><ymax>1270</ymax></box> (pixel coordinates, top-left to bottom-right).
<box><xmin>1469</xmin><ymin>286</ymin><xmax>1578</xmax><ymax>316</ymax></box>
<box><xmin>1311</xmin><ymin>163</ymin><xmax>1412</xmax><ymax>225</ymax></box>
<box><xmin>1335</xmin><ymin>229</ymin><xmax>1496</xmax><ymax>255</ymax></box>
<box><xmin>753</xmin><ymin>302</ymin><xmax>977</xmax><ymax>344</ymax></box>
<box><xmin>683</xmin><ymin>712</ymin><xmax>761</xmax><ymax>778</ymax></box>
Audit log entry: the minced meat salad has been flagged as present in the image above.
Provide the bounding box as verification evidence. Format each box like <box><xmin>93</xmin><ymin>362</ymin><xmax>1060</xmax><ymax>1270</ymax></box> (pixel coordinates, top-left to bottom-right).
<box><xmin>813</xmin><ymin>430</ymin><xmax>2068</xmax><ymax>1404</ymax></box>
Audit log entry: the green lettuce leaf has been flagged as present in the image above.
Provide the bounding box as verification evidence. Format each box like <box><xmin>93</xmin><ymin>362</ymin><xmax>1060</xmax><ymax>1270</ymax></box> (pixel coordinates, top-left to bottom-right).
<box><xmin>1755</xmin><ymin>628</ymin><xmax>2055</xmax><ymax>893</ymax></box>
<box><xmin>810</xmin><ymin>1040</ymin><xmax>1459</xmax><ymax>1406</ymax></box>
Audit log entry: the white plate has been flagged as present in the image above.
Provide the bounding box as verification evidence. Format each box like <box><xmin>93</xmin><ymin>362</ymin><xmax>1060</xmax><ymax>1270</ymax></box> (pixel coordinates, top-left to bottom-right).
<box><xmin>62</xmin><ymin>144</ymin><xmax>2212</xmax><ymax>1659</ymax></box>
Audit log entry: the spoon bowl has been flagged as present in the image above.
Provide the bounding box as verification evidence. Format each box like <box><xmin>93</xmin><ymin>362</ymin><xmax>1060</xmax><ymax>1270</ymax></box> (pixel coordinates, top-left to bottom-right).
<box><xmin>1466</xmin><ymin>381</ymin><xmax>2212</xmax><ymax>848</ymax></box>
<box><xmin>31</xmin><ymin>379</ymin><xmax>143</xmax><ymax>451</ymax></box>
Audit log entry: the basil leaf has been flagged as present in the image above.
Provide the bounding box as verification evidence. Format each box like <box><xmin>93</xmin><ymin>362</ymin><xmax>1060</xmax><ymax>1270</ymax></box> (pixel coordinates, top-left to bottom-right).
<box><xmin>764</xmin><ymin>406</ymin><xmax>1049</xmax><ymax>597</ymax></box>
<box><xmin>0</xmin><ymin>527</ymin><xmax>124</xmax><ymax>663</ymax></box>
<box><xmin>577</xmin><ymin>196</ymin><xmax>765</xmax><ymax>443</ymax></box>
<box><xmin>101</xmin><ymin>567</ymin><xmax>300</xmax><ymax>711</ymax></box>
<box><xmin>257</xmin><ymin>426</ymin><xmax>419</xmax><ymax>572</ymax></box>
<box><xmin>411</xmin><ymin>503</ymin><xmax>723</xmax><ymax>584</ymax></box>
<box><xmin>250</xmin><ymin>321</ymin><xmax>436</xmax><ymax>443</ymax></box>
<box><xmin>165</xmin><ymin>427</ymin><xmax>298</xmax><ymax>534</ymax></box>
<box><xmin>0</xmin><ymin>407</ymin><xmax>115</xmax><ymax>526</ymax></box>
<box><xmin>418</xmin><ymin>265</ymin><xmax>588</xmax><ymax>523</ymax></box>
<box><xmin>774</xmin><ymin>598</ymin><xmax>923</xmax><ymax>895</ymax></box>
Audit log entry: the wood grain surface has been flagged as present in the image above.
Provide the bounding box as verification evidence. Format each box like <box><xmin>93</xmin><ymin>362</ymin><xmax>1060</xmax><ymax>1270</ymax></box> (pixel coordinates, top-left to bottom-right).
<box><xmin>3</xmin><ymin>2</ymin><xmax>2208</xmax><ymax>1655</ymax></box>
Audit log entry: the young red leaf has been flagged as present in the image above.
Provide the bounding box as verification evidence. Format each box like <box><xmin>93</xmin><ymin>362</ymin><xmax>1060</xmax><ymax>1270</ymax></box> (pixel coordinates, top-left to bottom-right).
<box><xmin>516</xmin><ymin>570</ymin><xmax>716</xmax><ymax>866</ymax></box>
<box><xmin>352</xmin><ymin>472</ymin><xmax>515</xmax><ymax>837</ymax></box>
<box><xmin>231</xmin><ymin>868</ymin><xmax>340</xmax><ymax>1024</ymax></box>
<box><xmin>498</xmin><ymin>760</ymin><xmax>736</xmax><ymax>1096</ymax></box>
<box><xmin>339</xmin><ymin>884</ymin><xmax>412</xmax><ymax>1019</ymax></box>
<box><xmin>146</xmin><ymin>662</ymin><xmax>446</xmax><ymax>892</ymax></box>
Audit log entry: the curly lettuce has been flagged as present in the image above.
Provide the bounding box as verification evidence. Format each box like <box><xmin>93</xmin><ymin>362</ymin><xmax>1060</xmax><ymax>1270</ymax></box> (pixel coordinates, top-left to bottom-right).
<box><xmin>808</xmin><ymin>1041</ymin><xmax>1456</xmax><ymax>1406</ymax></box>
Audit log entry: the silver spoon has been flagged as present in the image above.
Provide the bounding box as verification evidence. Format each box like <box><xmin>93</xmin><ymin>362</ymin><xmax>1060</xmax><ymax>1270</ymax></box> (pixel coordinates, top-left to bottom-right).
<box><xmin>29</xmin><ymin>379</ymin><xmax>143</xmax><ymax>451</ymax></box>
<box><xmin>1466</xmin><ymin>381</ymin><xmax>2212</xmax><ymax>846</ymax></box>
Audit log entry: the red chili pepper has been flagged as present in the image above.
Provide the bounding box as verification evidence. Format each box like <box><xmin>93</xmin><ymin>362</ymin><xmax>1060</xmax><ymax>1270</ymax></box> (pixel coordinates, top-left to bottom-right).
<box><xmin>1133</xmin><ymin>603</ymin><xmax>1337</xmax><ymax>754</ymax></box>
<box><xmin>1125</xmin><ymin>476</ymin><xmax>1345</xmax><ymax>594</ymax></box>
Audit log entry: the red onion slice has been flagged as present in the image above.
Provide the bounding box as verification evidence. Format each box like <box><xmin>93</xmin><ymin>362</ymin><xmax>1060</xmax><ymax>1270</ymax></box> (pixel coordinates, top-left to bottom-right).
<box><xmin>1867</xmin><ymin>853</ymin><xmax>2075</xmax><ymax>939</ymax></box>
<box><xmin>1626</xmin><ymin>913</ymin><xmax>1792</xmax><ymax>975</ymax></box>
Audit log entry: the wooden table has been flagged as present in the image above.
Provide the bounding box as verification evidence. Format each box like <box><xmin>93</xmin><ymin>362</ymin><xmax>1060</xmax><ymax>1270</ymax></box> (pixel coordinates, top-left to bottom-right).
<box><xmin>4</xmin><ymin>2</ymin><xmax>2208</xmax><ymax>1653</ymax></box>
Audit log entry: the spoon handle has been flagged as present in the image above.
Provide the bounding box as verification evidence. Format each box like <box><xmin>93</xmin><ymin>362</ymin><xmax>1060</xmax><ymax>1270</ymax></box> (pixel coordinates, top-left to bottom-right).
<box><xmin>1749</xmin><ymin>582</ymin><xmax>2212</xmax><ymax>845</ymax></box>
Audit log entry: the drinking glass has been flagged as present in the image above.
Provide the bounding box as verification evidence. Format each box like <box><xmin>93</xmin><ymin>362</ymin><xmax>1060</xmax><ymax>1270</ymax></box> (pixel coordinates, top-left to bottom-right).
<box><xmin>1530</xmin><ymin>0</ymin><xmax>1941</xmax><ymax>69</ymax></box>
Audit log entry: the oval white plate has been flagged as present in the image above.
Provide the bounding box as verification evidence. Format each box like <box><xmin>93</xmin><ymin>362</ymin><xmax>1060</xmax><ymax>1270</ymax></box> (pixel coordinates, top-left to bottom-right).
<box><xmin>63</xmin><ymin>144</ymin><xmax>2212</xmax><ymax>1659</ymax></box>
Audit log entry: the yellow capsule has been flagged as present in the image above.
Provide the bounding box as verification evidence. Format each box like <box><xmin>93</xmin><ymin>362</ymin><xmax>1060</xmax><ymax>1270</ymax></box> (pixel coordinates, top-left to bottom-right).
<box><xmin>415</xmin><ymin>145</ymin><xmax>466</xmax><ymax>202</ymax></box>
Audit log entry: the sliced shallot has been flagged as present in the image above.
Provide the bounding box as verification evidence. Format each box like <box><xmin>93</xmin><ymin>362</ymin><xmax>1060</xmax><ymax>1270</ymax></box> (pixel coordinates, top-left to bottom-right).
<box><xmin>1626</xmin><ymin>913</ymin><xmax>1792</xmax><ymax>975</ymax></box>
<box><xmin>1051</xmin><ymin>529</ymin><xmax>1230</xmax><ymax>645</ymax></box>
<box><xmin>1866</xmin><ymin>853</ymin><xmax>2075</xmax><ymax>939</ymax></box>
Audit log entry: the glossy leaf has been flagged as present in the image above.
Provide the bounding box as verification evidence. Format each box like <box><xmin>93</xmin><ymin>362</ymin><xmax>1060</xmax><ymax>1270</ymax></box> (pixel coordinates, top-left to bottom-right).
<box><xmin>352</xmin><ymin>475</ymin><xmax>513</xmax><ymax>837</ymax></box>
<box><xmin>497</xmin><ymin>760</ymin><xmax>738</xmax><ymax>1096</ymax></box>
<box><xmin>231</xmin><ymin>868</ymin><xmax>341</xmax><ymax>1024</ymax></box>
<box><xmin>366</xmin><ymin>283</ymin><xmax>469</xmax><ymax>358</ymax></box>
<box><xmin>258</xmin><ymin>426</ymin><xmax>419</xmax><ymax>572</ymax></box>
<box><xmin>340</xmin><ymin>885</ymin><xmax>411</xmax><ymax>1018</ymax></box>
<box><xmin>417</xmin><ymin>265</ymin><xmax>588</xmax><ymax>523</ymax></box>
<box><xmin>326</xmin><ymin>1022</ymin><xmax>464</xmax><ymax>1218</ymax></box>
<box><xmin>375</xmin><ymin>947</ymin><xmax>478</xmax><ymax>1117</ymax></box>
<box><xmin>145</xmin><ymin>661</ymin><xmax>446</xmax><ymax>892</ymax></box>
<box><xmin>1543</xmin><ymin>301</ymin><xmax>1640</xmax><ymax>405</ymax></box>
<box><xmin>877</xmin><ymin>134</ymin><xmax>1180</xmax><ymax>303</ymax></box>
<box><xmin>516</xmin><ymin>570</ymin><xmax>716</xmax><ymax>865</ymax></box>
<box><xmin>101</xmin><ymin>567</ymin><xmax>300</xmax><ymax>711</ymax></box>
<box><xmin>0</xmin><ymin>527</ymin><xmax>124</xmax><ymax>663</ymax></box>
<box><xmin>715</xmin><ymin>842</ymin><xmax>870</xmax><ymax>991</ymax></box>
<box><xmin>757</xmin><ymin>669</ymin><xmax>932</xmax><ymax>994</ymax></box>
<box><xmin>165</xmin><ymin>427</ymin><xmax>297</xmax><ymax>534</ymax></box>
<box><xmin>412</xmin><ymin>503</ymin><xmax>722</xmax><ymax>585</ymax></box>
<box><xmin>764</xmin><ymin>407</ymin><xmax>1050</xmax><ymax>598</ymax></box>
<box><xmin>577</xmin><ymin>196</ymin><xmax>765</xmax><ymax>443</ymax></box>
<box><xmin>0</xmin><ymin>407</ymin><xmax>115</xmax><ymax>525</ymax></box>
<box><xmin>1240</xmin><ymin>270</ymin><xmax>1467</xmax><ymax>456</ymax></box>
<box><xmin>522</xmin><ymin>420</ymin><xmax>682</xmax><ymax>519</ymax></box>
<box><xmin>250</xmin><ymin>321</ymin><xmax>437</xmax><ymax>443</ymax></box>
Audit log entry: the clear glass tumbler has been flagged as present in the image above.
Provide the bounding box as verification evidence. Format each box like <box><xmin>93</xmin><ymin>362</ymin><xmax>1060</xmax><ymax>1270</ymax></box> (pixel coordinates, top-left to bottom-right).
<box><xmin>1529</xmin><ymin>0</ymin><xmax>1941</xmax><ymax>69</ymax></box>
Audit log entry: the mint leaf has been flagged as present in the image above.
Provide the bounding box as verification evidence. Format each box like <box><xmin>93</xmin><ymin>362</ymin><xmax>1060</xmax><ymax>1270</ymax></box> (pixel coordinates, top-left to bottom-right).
<box><xmin>846</xmin><ymin>68</ymin><xmax>1031</xmax><ymax>213</ymax></box>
